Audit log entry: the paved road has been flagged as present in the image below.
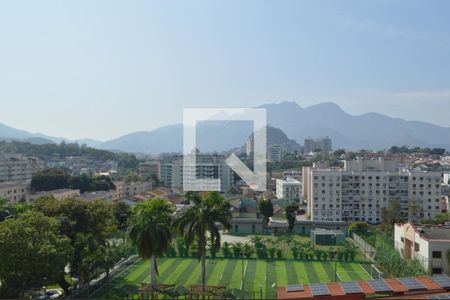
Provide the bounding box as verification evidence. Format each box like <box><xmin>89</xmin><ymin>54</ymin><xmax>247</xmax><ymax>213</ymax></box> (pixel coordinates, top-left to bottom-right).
<box><xmin>221</xmin><ymin>232</ymin><xmax>251</xmax><ymax>244</ymax></box>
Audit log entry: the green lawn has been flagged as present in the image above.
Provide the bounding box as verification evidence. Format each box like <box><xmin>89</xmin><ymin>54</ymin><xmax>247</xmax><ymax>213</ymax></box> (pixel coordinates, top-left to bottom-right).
<box><xmin>91</xmin><ymin>257</ymin><xmax>372</xmax><ymax>299</ymax></box>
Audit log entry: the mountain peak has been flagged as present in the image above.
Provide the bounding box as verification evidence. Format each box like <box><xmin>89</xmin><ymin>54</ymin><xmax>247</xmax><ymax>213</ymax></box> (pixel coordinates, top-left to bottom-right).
<box><xmin>260</xmin><ymin>101</ymin><xmax>302</xmax><ymax>110</ymax></box>
<box><xmin>305</xmin><ymin>101</ymin><xmax>345</xmax><ymax>113</ymax></box>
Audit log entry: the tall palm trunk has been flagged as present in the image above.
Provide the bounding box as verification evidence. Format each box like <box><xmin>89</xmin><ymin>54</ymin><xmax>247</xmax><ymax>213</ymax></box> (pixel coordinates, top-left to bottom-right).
<box><xmin>151</xmin><ymin>254</ymin><xmax>157</xmax><ymax>289</ymax></box>
<box><xmin>201</xmin><ymin>252</ymin><xmax>206</xmax><ymax>291</ymax></box>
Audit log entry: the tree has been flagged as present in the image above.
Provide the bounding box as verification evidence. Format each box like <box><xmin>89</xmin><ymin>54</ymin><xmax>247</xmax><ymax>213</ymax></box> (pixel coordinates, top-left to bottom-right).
<box><xmin>421</xmin><ymin>212</ymin><xmax>450</xmax><ymax>225</ymax></box>
<box><xmin>0</xmin><ymin>198</ymin><xmax>12</xmax><ymax>222</ymax></box>
<box><xmin>113</xmin><ymin>202</ymin><xmax>132</xmax><ymax>230</ymax></box>
<box><xmin>407</xmin><ymin>200</ymin><xmax>423</xmax><ymax>223</ymax></box>
<box><xmin>285</xmin><ymin>203</ymin><xmax>298</xmax><ymax>232</ymax></box>
<box><xmin>380</xmin><ymin>200</ymin><xmax>403</xmax><ymax>234</ymax></box>
<box><xmin>348</xmin><ymin>221</ymin><xmax>370</xmax><ymax>236</ymax></box>
<box><xmin>128</xmin><ymin>198</ymin><xmax>174</xmax><ymax>289</ymax></box>
<box><xmin>174</xmin><ymin>192</ymin><xmax>232</xmax><ymax>292</ymax></box>
<box><xmin>33</xmin><ymin>196</ymin><xmax>116</xmax><ymax>291</ymax></box>
<box><xmin>124</xmin><ymin>171</ymin><xmax>141</xmax><ymax>183</ymax></box>
<box><xmin>68</xmin><ymin>174</ymin><xmax>115</xmax><ymax>193</ymax></box>
<box><xmin>31</xmin><ymin>168</ymin><xmax>70</xmax><ymax>191</ymax></box>
<box><xmin>258</xmin><ymin>197</ymin><xmax>273</xmax><ymax>230</ymax></box>
<box><xmin>0</xmin><ymin>211</ymin><xmax>72</xmax><ymax>298</ymax></box>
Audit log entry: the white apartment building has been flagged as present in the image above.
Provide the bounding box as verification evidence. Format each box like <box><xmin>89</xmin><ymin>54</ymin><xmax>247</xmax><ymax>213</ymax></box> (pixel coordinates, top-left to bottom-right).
<box><xmin>267</xmin><ymin>144</ymin><xmax>283</xmax><ymax>162</ymax></box>
<box><xmin>305</xmin><ymin>158</ymin><xmax>442</xmax><ymax>223</ymax></box>
<box><xmin>276</xmin><ymin>178</ymin><xmax>302</xmax><ymax>203</ymax></box>
<box><xmin>395</xmin><ymin>222</ymin><xmax>450</xmax><ymax>275</ymax></box>
<box><xmin>159</xmin><ymin>154</ymin><xmax>234</xmax><ymax>192</ymax></box>
<box><xmin>0</xmin><ymin>153</ymin><xmax>43</xmax><ymax>183</ymax></box>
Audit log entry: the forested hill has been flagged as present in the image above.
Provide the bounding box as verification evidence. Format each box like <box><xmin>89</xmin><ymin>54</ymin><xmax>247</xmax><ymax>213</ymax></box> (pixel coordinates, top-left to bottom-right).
<box><xmin>0</xmin><ymin>141</ymin><xmax>138</xmax><ymax>170</ymax></box>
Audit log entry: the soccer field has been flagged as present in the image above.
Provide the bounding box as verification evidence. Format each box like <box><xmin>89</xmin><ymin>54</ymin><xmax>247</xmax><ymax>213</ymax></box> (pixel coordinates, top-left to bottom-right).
<box><xmin>91</xmin><ymin>257</ymin><xmax>372</xmax><ymax>299</ymax></box>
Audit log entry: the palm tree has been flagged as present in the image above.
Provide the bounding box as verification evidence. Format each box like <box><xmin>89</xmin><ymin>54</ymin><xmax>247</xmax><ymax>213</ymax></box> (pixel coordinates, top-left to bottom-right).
<box><xmin>174</xmin><ymin>192</ymin><xmax>232</xmax><ymax>291</ymax></box>
<box><xmin>128</xmin><ymin>198</ymin><xmax>174</xmax><ymax>289</ymax></box>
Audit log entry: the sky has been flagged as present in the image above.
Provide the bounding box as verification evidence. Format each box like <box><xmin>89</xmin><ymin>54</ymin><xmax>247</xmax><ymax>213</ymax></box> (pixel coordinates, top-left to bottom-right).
<box><xmin>1</xmin><ymin>0</ymin><xmax>450</xmax><ymax>141</ymax></box>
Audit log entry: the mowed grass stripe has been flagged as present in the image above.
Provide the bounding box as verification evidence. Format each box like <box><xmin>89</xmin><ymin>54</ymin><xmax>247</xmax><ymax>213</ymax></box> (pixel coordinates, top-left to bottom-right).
<box><xmin>285</xmin><ymin>261</ymin><xmax>298</xmax><ymax>284</ymax></box>
<box><xmin>321</xmin><ymin>261</ymin><xmax>338</xmax><ymax>282</ymax></box>
<box><xmin>243</xmin><ymin>260</ymin><xmax>257</xmax><ymax>293</ymax></box>
<box><xmin>219</xmin><ymin>259</ymin><xmax>238</xmax><ymax>287</ymax></box>
<box><xmin>163</xmin><ymin>259</ymin><xmax>193</xmax><ymax>284</ymax></box>
<box><xmin>136</xmin><ymin>258</ymin><xmax>168</xmax><ymax>284</ymax></box>
<box><xmin>336</xmin><ymin>263</ymin><xmax>353</xmax><ymax>281</ymax></box>
<box><xmin>312</xmin><ymin>262</ymin><xmax>332</xmax><ymax>282</ymax></box>
<box><xmin>207</xmin><ymin>259</ymin><xmax>227</xmax><ymax>286</ymax></box>
<box><xmin>265</xmin><ymin>261</ymin><xmax>276</xmax><ymax>299</ymax></box>
<box><xmin>172</xmin><ymin>259</ymin><xmax>199</xmax><ymax>286</ymax></box>
<box><xmin>293</xmin><ymin>261</ymin><xmax>310</xmax><ymax>284</ymax></box>
<box><xmin>185</xmin><ymin>259</ymin><xmax>217</xmax><ymax>286</ymax></box>
<box><xmin>228</xmin><ymin>260</ymin><xmax>243</xmax><ymax>289</ymax></box>
<box><xmin>151</xmin><ymin>258</ymin><xmax>180</xmax><ymax>284</ymax></box>
<box><xmin>349</xmin><ymin>263</ymin><xmax>372</xmax><ymax>280</ymax></box>
<box><xmin>125</xmin><ymin>260</ymin><xmax>151</xmax><ymax>282</ymax></box>
<box><xmin>340</xmin><ymin>262</ymin><xmax>367</xmax><ymax>281</ymax></box>
<box><xmin>141</xmin><ymin>258</ymin><xmax>171</xmax><ymax>283</ymax></box>
<box><xmin>304</xmin><ymin>262</ymin><xmax>320</xmax><ymax>284</ymax></box>
<box><xmin>275</xmin><ymin>261</ymin><xmax>287</xmax><ymax>286</ymax></box>
<box><xmin>253</xmin><ymin>261</ymin><xmax>266</xmax><ymax>298</ymax></box>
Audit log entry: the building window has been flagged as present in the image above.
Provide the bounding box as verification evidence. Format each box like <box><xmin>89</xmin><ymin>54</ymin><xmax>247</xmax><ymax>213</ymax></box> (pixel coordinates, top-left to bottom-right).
<box><xmin>234</xmin><ymin>225</ymin><xmax>238</xmax><ymax>233</ymax></box>
<box><xmin>414</xmin><ymin>242</ymin><xmax>420</xmax><ymax>252</ymax></box>
<box><xmin>432</xmin><ymin>251</ymin><xmax>442</xmax><ymax>259</ymax></box>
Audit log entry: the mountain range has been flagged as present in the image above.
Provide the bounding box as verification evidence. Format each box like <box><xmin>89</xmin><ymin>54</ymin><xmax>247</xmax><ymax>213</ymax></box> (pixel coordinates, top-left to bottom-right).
<box><xmin>1</xmin><ymin>101</ymin><xmax>450</xmax><ymax>153</ymax></box>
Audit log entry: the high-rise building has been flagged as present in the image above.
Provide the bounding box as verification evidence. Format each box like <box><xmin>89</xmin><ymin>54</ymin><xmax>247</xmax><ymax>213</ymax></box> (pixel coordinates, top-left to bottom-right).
<box><xmin>267</xmin><ymin>144</ymin><xmax>283</xmax><ymax>162</ymax></box>
<box><xmin>159</xmin><ymin>154</ymin><xmax>234</xmax><ymax>192</ymax></box>
<box><xmin>304</xmin><ymin>158</ymin><xmax>442</xmax><ymax>223</ymax></box>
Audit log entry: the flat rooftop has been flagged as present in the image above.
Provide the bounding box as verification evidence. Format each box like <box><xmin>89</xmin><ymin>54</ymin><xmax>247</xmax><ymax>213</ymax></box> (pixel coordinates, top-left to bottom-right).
<box><xmin>419</xmin><ymin>226</ymin><xmax>450</xmax><ymax>240</ymax></box>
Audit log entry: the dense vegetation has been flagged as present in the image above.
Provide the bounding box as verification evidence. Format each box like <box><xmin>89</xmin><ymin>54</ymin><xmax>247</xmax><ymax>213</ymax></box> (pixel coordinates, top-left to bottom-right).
<box><xmin>360</xmin><ymin>229</ymin><xmax>427</xmax><ymax>277</ymax></box>
<box><xmin>388</xmin><ymin>145</ymin><xmax>446</xmax><ymax>155</ymax></box>
<box><xmin>31</xmin><ymin>168</ymin><xmax>116</xmax><ymax>193</ymax></box>
<box><xmin>0</xmin><ymin>141</ymin><xmax>138</xmax><ymax>170</ymax></box>
<box><xmin>0</xmin><ymin>196</ymin><xmax>129</xmax><ymax>298</ymax></box>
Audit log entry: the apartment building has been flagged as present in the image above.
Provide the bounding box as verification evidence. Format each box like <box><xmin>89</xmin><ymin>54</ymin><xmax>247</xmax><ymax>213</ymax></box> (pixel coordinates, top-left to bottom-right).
<box><xmin>27</xmin><ymin>188</ymin><xmax>81</xmax><ymax>202</ymax></box>
<box><xmin>138</xmin><ymin>161</ymin><xmax>160</xmax><ymax>179</ymax></box>
<box><xmin>79</xmin><ymin>190</ymin><xmax>116</xmax><ymax>202</ymax></box>
<box><xmin>283</xmin><ymin>170</ymin><xmax>302</xmax><ymax>182</ymax></box>
<box><xmin>305</xmin><ymin>158</ymin><xmax>442</xmax><ymax>223</ymax></box>
<box><xmin>124</xmin><ymin>182</ymin><xmax>152</xmax><ymax>197</ymax></box>
<box><xmin>159</xmin><ymin>154</ymin><xmax>234</xmax><ymax>192</ymax></box>
<box><xmin>395</xmin><ymin>222</ymin><xmax>450</xmax><ymax>275</ymax></box>
<box><xmin>0</xmin><ymin>182</ymin><xmax>30</xmax><ymax>203</ymax></box>
<box><xmin>0</xmin><ymin>153</ymin><xmax>43</xmax><ymax>183</ymax></box>
<box><xmin>267</xmin><ymin>144</ymin><xmax>283</xmax><ymax>162</ymax></box>
<box><xmin>276</xmin><ymin>178</ymin><xmax>302</xmax><ymax>203</ymax></box>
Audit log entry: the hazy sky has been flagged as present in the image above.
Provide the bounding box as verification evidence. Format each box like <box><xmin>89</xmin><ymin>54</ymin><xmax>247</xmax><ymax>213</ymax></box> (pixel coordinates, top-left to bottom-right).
<box><xmin>1</xmin><ymin>0</ymin><xmax>450</xmax><ymax>141</ymax></box>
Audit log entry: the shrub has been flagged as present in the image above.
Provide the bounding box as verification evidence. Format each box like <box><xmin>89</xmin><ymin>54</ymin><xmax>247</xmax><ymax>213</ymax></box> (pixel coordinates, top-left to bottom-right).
<box><xmin>222</xmin><ymin>242</ymin><xmax>232</xmax><ymax>258</ymax></box>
